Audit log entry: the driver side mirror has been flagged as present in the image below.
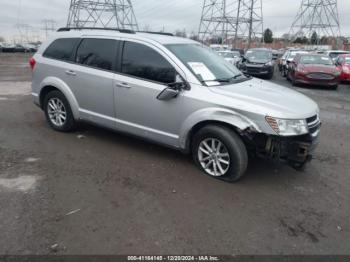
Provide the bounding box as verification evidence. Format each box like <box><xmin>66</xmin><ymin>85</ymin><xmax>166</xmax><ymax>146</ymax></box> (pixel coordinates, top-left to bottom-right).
<box><xmin>157</xmin><ymin>74</ymin><xmax>190</xmax><ymax>101</ymax></box>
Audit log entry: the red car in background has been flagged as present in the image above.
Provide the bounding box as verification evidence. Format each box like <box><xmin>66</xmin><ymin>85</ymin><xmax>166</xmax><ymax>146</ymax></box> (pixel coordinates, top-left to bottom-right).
<box><xmin>287</xmin><ymin>54</ymin><xmax>341</xmax><ymax>89</ymax></box>
<box><xmin>335</xmin><ymin>54</ymin><xmax>350</xmax><ymax>82</ymax></box>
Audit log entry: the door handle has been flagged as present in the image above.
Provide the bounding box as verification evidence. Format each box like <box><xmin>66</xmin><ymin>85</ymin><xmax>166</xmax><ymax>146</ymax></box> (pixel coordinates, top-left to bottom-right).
<box><xmin>116</xmin><ymin>82</ymin><xmax>131</xmax><ymax>89</ymax></box>
<box><xmin>65</xmin><ymin>70</ymin><xmax>77</xmax><ymax>76</ymax></box>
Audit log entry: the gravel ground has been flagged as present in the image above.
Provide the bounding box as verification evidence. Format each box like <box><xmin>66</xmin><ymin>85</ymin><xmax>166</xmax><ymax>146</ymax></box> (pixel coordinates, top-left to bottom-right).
<box><xmin>0</xmin><ymin>53</ymin><xmax>350</xmax><ymax>255</ymax></box>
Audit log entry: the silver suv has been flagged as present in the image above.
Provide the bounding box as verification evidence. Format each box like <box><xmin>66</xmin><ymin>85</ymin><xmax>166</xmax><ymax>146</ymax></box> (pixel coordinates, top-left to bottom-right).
<box><xmin>31</xmin><ymin>28</ymin><xmax>321</xmax><ymax>182</ymax></box>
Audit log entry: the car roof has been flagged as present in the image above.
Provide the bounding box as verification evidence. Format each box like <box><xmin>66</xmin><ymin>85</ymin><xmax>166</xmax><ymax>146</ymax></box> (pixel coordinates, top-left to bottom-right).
<box><xmin>297</xmin><ymin>53</ymin><xmax>330</xmax><ymax>57</ymax></box>
<box><xmin>53</xmin><ymin>29</ymin><xmax>196</xmax><ymax>45</ymax></box>
<box><xmin>247</xmin><ymin>48</ymin><xmax>271</xmax><ymax>51</ymax></box>
<box><xmin>326</xmin><ymin>50</ymin><xmax>349</xmax><ymax>53</ymax></box>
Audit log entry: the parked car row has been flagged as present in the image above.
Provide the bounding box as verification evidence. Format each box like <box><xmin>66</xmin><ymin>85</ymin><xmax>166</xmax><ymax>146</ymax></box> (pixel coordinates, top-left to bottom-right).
<box><xmin>213</xmin><ymin>46</ymin><xmax>350</xmax><ymax>88</ymax></box>
<box><xmin>0</xmin><ymin>43</ymin><xmax>38</xmax><ymax>53</ymax></box>
<box><xmin>277</xmin><ymin>48</ymin><xmax>350</xmax><ymax>89</ymax></box>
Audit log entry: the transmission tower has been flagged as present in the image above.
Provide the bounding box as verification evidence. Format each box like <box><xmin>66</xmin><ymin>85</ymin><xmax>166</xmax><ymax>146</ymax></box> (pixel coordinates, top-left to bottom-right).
<box><xmin>67</xmin><ymin>0</ymin><xmax>139</xmax><ymax>30</ymax></box>
<box><xmin>42</xmin><ymin>19</ymin><xmax>57</xmax><ymax>38</ymax></box>
<box><xmin>290</xmin><ymin>0</ymin><xmax>341</xmax><ymax>40</ymax></box>
<box><xmin>198</xmin><ymin>0</ymin><xmax>263</xmax><ymax>47</ymax></box>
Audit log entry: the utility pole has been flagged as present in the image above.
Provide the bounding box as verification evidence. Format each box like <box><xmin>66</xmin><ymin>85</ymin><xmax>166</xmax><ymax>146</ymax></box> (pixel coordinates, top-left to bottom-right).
<box><xmin>289</xmin><ymin>0</ymin><xmax>341</xmax><ymax>43</ymax></box>
<box><xmin>67</xmin><ymin>0</ymin><xmax>139</xmax><ymax>30</ymax></box>
<box><xmin>198</xmin><ymin>0</ymin><xmax>263</xmax><ymax>48</ymax></box>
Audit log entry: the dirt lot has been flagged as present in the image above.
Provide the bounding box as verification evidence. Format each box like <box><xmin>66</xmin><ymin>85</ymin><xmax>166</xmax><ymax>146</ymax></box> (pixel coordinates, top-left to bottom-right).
<box><xmin>0</xmin><ymin>53</ymin><xmax>350</xmax><ymax>255</ymax></box>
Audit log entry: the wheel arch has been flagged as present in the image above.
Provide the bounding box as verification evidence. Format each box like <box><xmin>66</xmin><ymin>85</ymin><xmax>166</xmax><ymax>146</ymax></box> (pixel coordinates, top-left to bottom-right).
<box><xmin>179</xmin><ymin>108</ymin><xmax>261</xmax><ymax>153</ymax></box>
<box><xmin>39</xmin><ymin>77</ymin><xmax>80</xmax><ymax>120</ymax></box>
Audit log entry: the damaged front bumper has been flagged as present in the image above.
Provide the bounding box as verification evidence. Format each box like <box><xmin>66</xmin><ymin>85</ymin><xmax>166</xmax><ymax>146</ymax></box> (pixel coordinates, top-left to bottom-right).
<box><xmin>246</xmin><ymin>130</ymin><xmax>320</xmax><ymax>169</ymax></box>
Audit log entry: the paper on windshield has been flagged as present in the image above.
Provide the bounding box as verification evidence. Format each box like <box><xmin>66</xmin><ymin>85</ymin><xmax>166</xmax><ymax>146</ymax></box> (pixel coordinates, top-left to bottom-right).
<box><xmin>188</xmin><ymin>62</ymin><xmax>216</xmax><ymax>81</ymax></box>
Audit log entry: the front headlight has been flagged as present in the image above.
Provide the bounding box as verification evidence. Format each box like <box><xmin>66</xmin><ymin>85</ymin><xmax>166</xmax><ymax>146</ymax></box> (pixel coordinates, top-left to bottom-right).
<box><xmin>266</xmin><ymin>116</ymin><xmax>308</xmax><ymax>136</ymax></box>
<box><xmin>343</xmin><ymin>66</ymin><xmax>350</xmax><ymax>74</ymax></box>
<box><xmin>333</xmin><ymin>70</ymin><xmax>341</xmax><ymax>76</ymax></box>
<box><xmin>265</xmin><ymin>61</ymin><xmax>273</xmax><ymax>66</ymax></box>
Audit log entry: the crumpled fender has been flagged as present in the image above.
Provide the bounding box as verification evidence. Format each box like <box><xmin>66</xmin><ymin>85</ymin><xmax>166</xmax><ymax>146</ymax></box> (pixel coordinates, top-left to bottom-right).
<box><xmin>179</xmin><ymin>107</ymin><xmax>261</xmax><ymax>151</ymax></box>
<box><xmin>39</xmin><ymin>77</ymin><xmax>80</xmax><ymax>119</ymax></box>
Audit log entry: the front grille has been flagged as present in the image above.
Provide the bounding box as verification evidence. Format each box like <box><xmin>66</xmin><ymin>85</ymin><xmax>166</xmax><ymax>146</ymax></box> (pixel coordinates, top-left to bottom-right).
<box><xmin>306</xmin><ymin>115</ymin><xmax>321</xmax><ymax>136</ymax></box>
<box><xmin>247</xmin><ymin>67</ymin><xmax>262</xmax><ymax>73</ymax></box>
<box><xmin>307</xmin><ymin>73</ymin><xmax>334</xmax><ymax>80</ymax></box>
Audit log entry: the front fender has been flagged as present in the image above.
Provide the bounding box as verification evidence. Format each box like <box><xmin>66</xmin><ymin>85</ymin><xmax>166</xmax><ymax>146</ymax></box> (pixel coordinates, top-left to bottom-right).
<box><xmin>179</xmin><ymin>107</ymin><xmax>261</xmax><ymax>151</ymax></box>
<box><xmin>39</xmin><ymin>77</ymin><xmax>80</xmax><ymax>120</ymax></box>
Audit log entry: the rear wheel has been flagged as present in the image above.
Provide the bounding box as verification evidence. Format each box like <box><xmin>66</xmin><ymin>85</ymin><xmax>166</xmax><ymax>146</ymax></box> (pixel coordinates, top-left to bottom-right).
<box><xmin>192</xmin><ymin>125</ymin><xmax>248</xmax><ymax>182</ymax></box>
<box><xmin>44</xmin><ymin>90</ymin><xmax>76</xmax><ymax>132</ymax></box>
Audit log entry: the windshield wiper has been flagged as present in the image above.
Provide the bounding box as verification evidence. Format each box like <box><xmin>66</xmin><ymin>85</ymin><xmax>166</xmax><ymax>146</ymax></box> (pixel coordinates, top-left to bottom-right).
<box><xmin>208</xmin><ymin>74</ymin><xmax>244</xmax><ymax>83</ymax></box>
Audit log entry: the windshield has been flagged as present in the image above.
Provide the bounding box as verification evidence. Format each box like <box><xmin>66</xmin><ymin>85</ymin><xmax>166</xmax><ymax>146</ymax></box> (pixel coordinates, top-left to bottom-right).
<box><xmin>289</xmin><ymin>51</ymin><xmax>308</xmax><ymax>60</ymax></box>
<box><xmin>218</xmin><ymin>52</ymin><xmax>240</xmax><ymax>58</ymax></box>
<box><xmin>245</xmin><ymin>50</ymin><xmax>272</xmax><ymax>60</ymax></box>
<box><xmin>345</xmin><ymin>57</ymin><xmax>350</xmax><ymax>64</ymax></box>
<box><xmin>300</xmin><ymin>55</ymin><xmax>333</xmax><ymax>65</ymax></box>
<box><xmin>329</xmin><ymin>52</ymin><xmax>349</xmax><ymax>59</ymax></box>
<box><xmin>166</xmin><ymin>44</ymin><xmax>244</xmax><ymax>86</ymax></box>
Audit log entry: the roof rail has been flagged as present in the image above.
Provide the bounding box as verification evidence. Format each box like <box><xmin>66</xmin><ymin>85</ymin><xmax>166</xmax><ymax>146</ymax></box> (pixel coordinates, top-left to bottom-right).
<box><xmin>57</xmin><ymin>28</ymin><xmax>176</xmax><ymax>37</ymax></box>
<box><xmin>138</xmin><ymin>31</ymin><xmax>174</xmax><ymax>36</ymax></box>
<box><xmin>57</xmin><ymin>27</ymin><xmax>136</xmax><ymax>34</ymax></box>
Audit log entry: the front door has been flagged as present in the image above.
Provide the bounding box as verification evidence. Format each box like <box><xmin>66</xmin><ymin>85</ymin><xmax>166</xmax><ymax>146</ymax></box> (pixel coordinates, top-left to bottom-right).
<box><xmin>114</xmin><ymin>41</ymin><xmax>185</xmax><ymax>147</ymax></box>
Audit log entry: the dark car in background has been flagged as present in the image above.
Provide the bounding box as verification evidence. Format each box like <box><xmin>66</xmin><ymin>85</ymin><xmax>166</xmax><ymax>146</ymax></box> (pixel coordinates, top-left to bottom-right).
<box><xmin>287</xmin><ymin>54</ymin><xmax>340</xmax><ymax>89</ymax></box>
<box><xmin>238</xmin><ymin>48</ymin><xmax>274</xmax><ymax>79</ymax></box>
<box><xmin>1</xmin><ymin>44</ymin><xmax>16</xmax><ymax>53</ymax></box>
<box><xmin>335</xmin><ymin>54</ymin><xmax>350</xmax><ymax>82</ymax></box>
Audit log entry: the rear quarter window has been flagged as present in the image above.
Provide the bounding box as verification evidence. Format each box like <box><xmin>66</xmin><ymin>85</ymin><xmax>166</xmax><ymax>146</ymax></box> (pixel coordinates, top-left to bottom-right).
<box><xmin>43</xmin><ymin>38</ymin><xmax>80</xmax><ymax>62</ymax></box>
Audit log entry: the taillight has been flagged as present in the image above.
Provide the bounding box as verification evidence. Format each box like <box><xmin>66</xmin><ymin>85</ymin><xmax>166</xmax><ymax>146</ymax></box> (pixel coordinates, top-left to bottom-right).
<box><xmin>29</xmin><ymin>57</ymin><xmax>36</xmax><ymax>70</ymax></box>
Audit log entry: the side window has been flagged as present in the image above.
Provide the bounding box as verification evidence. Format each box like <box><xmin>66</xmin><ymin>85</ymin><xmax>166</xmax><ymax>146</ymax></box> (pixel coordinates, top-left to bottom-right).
<box><xmin>76</xmin><ymin>39</ymin><xmax>116</xmax><ymax>71</ymax></box>
<box><xmin>121</xmin><ymin>41</ymin><xmax>176</xmax><ymax>84</ymax></box>
<box><xmin>43</xmin><ymin>38</ymin><xmax>79</xmax><ymax>61</ymax></box>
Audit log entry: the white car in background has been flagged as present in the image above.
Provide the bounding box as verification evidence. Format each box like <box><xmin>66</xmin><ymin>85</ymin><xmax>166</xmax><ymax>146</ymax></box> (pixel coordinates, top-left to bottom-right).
<box><xmin>217</xmin><ymin>50</ymin><xmax>242</xmax><ymax>66</ymax></box>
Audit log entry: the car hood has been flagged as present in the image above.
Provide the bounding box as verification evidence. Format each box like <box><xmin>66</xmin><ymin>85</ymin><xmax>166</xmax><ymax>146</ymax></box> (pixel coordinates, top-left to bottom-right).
<box><xmin>208</xmin><ymin>78</ymin><xmax>318</xmax><ymax>119</ymax></box>
<box><xmin>301</xmin><ymin>64</ymin><xmax>337</xmax><ymax>73</ymax></box>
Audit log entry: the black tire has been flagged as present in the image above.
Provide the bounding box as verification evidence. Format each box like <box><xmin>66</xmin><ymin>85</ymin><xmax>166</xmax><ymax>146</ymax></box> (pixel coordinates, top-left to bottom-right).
<box><xmin>286</xmin><ymin>71</ymin><xmax>291</xmax><ymax>81</ymax></box>
<box><xmin>291</xmin><ymin>74</ymin><xmax>297</xmax><ymax>86</ymax></box>
<box><xmin>192</xmin><ymin>125</ymin><xmax>248</xmax><ymax>182</ymax></box>
<box><xmin>330</xmin><ymin>85</ymin><xmax>338</xmax><ymax>90</ymax></box>
<box><xmin>43</xmin><ymin>90</ymin><xmax>76</xmax><ymax>132</ymax></box>
<box><xmin>266</xmin><ymin>71</ymin><xmax>274</xmax><ymax>80</ymax></box>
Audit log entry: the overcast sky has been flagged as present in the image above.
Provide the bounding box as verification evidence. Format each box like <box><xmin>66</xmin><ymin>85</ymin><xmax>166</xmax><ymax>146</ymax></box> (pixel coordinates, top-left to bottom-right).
<box><xmin>0</xmin><ymin>0</ymin><xmax>350</xmax><ymax>41</ymax></box>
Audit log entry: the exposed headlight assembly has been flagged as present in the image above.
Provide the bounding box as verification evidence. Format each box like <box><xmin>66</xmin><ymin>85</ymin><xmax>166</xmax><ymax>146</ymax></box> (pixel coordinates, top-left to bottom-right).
<box><xmin>266</xmin><ymin>116</ymin><xmax>309</xmax><ymax>136</ymax></box>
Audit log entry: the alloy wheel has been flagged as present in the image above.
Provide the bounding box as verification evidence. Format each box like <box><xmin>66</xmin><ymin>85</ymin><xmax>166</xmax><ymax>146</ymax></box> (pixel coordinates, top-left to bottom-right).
<box><xmin>47</xmin><ymin>98</ymin><xmax>67</xmax><ymax>127</ymax></box>
<box><xmin>198</xmin><ymin>138</ymin><xmax>231</xmax><ymax>177</ymax></box>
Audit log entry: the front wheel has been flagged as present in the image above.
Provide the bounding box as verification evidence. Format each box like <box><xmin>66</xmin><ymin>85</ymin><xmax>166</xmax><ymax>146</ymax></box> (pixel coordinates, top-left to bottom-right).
<box><xmin>192</xmin><ymin>125</ymin><xmax>248</xmax><ymax>182</ymax></box>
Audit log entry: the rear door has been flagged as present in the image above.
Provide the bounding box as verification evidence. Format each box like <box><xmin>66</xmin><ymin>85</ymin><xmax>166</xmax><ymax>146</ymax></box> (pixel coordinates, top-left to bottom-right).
<box><xmin>66</xmin><ymin>38</ymin><xmax>119</xmax><ymax>128</ymax></box>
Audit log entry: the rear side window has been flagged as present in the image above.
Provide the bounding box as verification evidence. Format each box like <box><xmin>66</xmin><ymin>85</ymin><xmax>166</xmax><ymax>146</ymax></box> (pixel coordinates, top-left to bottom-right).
<box><xmin>43</xmin><ymin>38</ymin><xmax>79</xmax><ymax>62</ymax></box>
<box><xmin>76</xmin><ymin>39</ymin><xmax>116</xmax><ymax>71</ymax></box>
<box><xmin>121</xmin><ymin>41</ymin><xmax>176</xmax><ymax>84</ymax></box>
